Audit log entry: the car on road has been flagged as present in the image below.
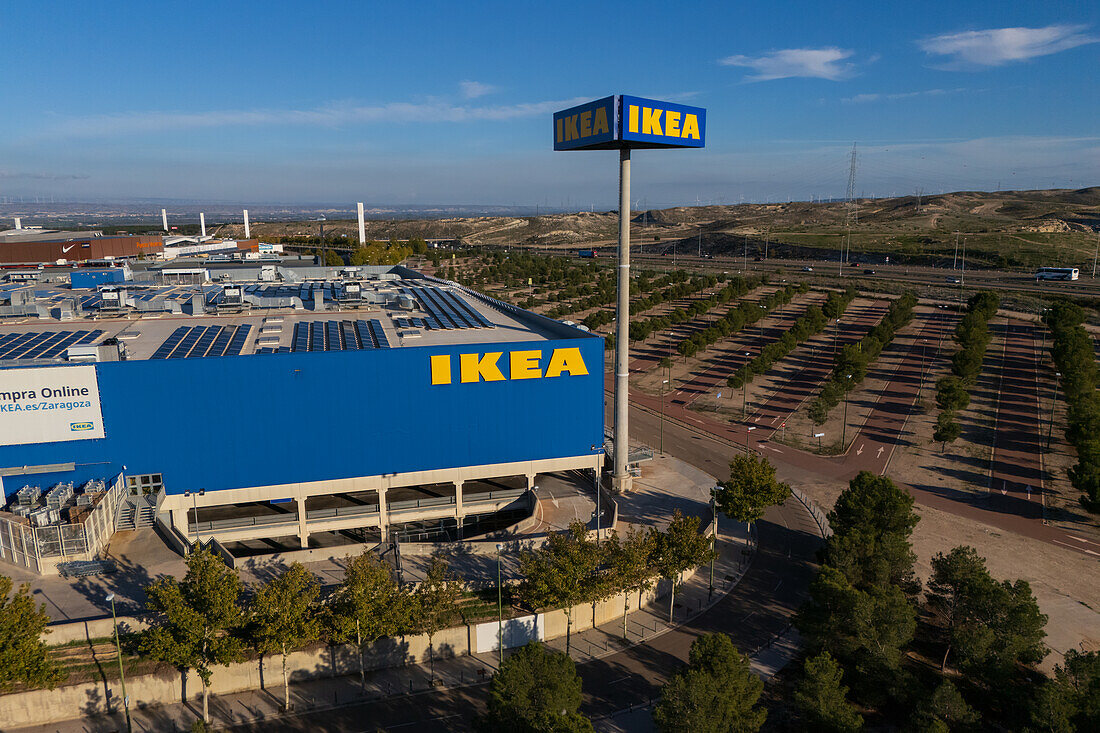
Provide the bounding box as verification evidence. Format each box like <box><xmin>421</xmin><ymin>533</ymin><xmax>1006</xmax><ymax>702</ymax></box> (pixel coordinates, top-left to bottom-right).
<box><xmin>945</xmin><ymin>276</ymin><xmax>961</xmax><ymax>283</ymax></box>
<box><xmin>866</xmin><ymin>269</ymin><xmax>876</xmax><ymax>275</ymax></box>
<box><xmin>801</xmin><ymin>266</ymin><xmax>813</xmax><ymax>272</ymax></box>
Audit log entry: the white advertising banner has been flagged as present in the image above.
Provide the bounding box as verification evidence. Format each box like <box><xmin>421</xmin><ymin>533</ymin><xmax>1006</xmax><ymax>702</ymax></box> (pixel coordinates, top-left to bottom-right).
<box><xmin>474</xmin><ymin>613</ymin><xmax>545</xmax><ymax>653</ymax></box>
<box><xmin>0</xmin><ymin>366</ymin><xmax>106</xmax><ymax>446</ymax></box>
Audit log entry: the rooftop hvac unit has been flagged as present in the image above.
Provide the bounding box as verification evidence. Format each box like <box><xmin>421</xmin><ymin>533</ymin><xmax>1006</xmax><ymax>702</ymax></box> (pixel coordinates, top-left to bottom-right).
<box><xmin>222</xmin><ymin>285</ymin><xmax>243</xmax><ymax>305</ymax></box>
<box><xmin>99</xmin><ymin>287</ymin><xmax>125</xmax><ymax>310</ymax></box>
<box><xmin>341</xmin><ymin>281</ymin><xmax>363</xmax><ymax>302</ymax></box>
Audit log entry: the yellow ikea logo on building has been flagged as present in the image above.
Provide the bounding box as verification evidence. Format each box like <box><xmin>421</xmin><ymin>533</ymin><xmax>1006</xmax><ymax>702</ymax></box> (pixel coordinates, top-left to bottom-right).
<box><xmin>430</xmin><ymin>348</ymin><xmax>589</xmax><ymax>385</ymax></box>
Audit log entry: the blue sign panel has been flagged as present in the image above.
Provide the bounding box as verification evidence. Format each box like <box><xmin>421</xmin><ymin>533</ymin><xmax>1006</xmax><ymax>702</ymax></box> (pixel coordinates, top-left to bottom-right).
<box><xmin>618</xmin><ymin>95</ymin><xmax>705</xmax><ymax>148</ymax></box>
<box><xmin>553</xmin><ymin>96</ymin><xmax>616</xmax><ymax>151</ymax></box>
<box><xmin>553</xmin><ymin>95</ymin><xmax>706</xmax><ymax>151</ymax></box>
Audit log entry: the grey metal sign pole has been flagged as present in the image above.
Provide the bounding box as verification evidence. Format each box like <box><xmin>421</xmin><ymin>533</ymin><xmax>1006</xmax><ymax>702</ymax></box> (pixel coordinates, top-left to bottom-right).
<box><xmin>613</xmin><ymin>148</ymin><xmax>632</xmax><ymax>493</ymax></box>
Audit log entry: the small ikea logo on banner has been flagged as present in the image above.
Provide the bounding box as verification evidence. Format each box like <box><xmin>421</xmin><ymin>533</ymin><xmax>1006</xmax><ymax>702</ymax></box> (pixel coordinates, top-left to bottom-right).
<box><xmin>554</xmin><ymin>96</ymin><xmax>616</xmax><ymax>151</ymax></box>
<box><xmin>70</xmin><ymin>421</ymin><xmax>94</xmax><ymax>432</ymax></box>
<box><xmin>619</xmin><ymin>95</ymin><xmax>705</xmax><ymax>148</ymax></box>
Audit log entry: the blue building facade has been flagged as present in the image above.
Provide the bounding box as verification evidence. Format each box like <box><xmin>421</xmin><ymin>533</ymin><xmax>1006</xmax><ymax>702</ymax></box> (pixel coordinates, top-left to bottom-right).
<box><xmin>0</xmin><ymin>335</ymin><xmax>604</xmax><ymax>500</ymax></box>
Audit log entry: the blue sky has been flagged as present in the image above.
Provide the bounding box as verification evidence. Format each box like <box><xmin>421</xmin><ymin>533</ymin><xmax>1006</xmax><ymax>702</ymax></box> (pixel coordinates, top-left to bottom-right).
<box><xmin>2</xmin><ymin>1</ymin><xmax>1098</xmax><ymax>208</ymax></box>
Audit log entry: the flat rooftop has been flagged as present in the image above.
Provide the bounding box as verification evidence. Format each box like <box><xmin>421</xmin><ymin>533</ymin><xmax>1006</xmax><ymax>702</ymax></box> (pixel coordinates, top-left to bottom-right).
<box><xmin>0</xmin><ymin>267</ymin><xmax>593</xmax><ymax>364</ymax></box>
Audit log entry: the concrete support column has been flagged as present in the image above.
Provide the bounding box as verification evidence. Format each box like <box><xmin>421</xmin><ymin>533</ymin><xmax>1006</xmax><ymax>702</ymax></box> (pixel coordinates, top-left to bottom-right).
<box><xmin>378</xmin><ymin>488</ymin><xmax>389</xmax><ymax>541</ymax></box>
<box><xmin>455</xmin><ymin>481</ymin><xmax>465</xmax><ymax>540</ymax></box>
<box><xmin>170</xmin><ymin>508</ymin><xmax>188</xmax><ymax>540</ymax></box>
<box><xmin>612</xmin><ymin>147</ymin><xmax>633</xmax><ymax>494</ymax></box>
<box><xmin>296</xmin><ymin>497</ymin><xmax>309</xmax><ymax>549</ymax></box>
<box><xmin>526</xmin><ymin>474</ymin><xmax>537</xmax><ymax>491</ymax></box>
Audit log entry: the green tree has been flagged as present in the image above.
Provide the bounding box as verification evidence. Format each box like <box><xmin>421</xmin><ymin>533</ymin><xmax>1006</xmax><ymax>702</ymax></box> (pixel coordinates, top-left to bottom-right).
<box><xmin>825</xmin><ymin>472</ymin><xmax>920</xmax><ymax>595</ymax></box>
<box><xmin>796</xmin><ymin>566</ymin><xmax>916</xmax><ymax>688</ymax></box>
<box><xmin>793</xmin><ymin>652</ymin><xmax>863</xmax><ymax>732</ymax></box>
<box><xmin>653</xmin><ymin>633</ymin><xmax>765</xmax><ymax>733</ymax></box>
<box><xmin>912</xmin><ymin>680</ymin><xmax>978</xmax><ymax>732</ymax></box>
<box><xmin>1032</xmin><ymin>649</ymin><xmax>1100</xmax><ymax>732</ymax></box>
<box><xmin>605</xmin><ymin>527</ymin><xmax>656</xmax><ymax>640</ymax></box>
<box><xmin>137</xmin><ymin>548</ymin><xmax>245</xmax><ymax>724</ymax></box>
<box><xmin>0</xmin><ymin>575</ymin><xmax>62</xmax><ymax>692</ymax></box>
<box><xmin>323</xmin><ymin>249</ymin><xmax>344</xmax><ymax>266</ymax></box>
<box><xmin>651</xmin><ymin>511</ymin><xmax>717</xmax><ymax>623</ymax></box>
<box><xmin>713</xmin><ymin>454</ymin><xmax>791</xmax><ymax>525</ymax></box>
<box><xmin>248</xmin><ymin>562</ymin><xmax>321</xmax><ymax>710</ymax></box>
<box><xmin>933</xmin><ymin>412</ymin><xmax>962</xmax><ymax>452</ymax></box>
<box><xmin>412</xmin><ymin>554</ymin><xmax>462</xmax><ymax>682</ymax></box>
<box><xmin>479</xmin><ymin>641</ymin><xmax>594</xmax><ymax>733</ymax></box>
<box><xmin>518</xmin><ymin>522</ymin><xmax>600</xmax><ymax>654</ymax></box>
<box><xmin>935</xmin><ymin>376</ymin><xmax>971</xmax><ymax>411</ymax></box>
<box><xmin>927</xmin><ymin>546</ymin><xmax>1047</xmax><ymax>680</ymax></box>
<box><xmin>326</xmin><ymin>551</ymin><xmax>410</xmax><ymax>690</ymax></box>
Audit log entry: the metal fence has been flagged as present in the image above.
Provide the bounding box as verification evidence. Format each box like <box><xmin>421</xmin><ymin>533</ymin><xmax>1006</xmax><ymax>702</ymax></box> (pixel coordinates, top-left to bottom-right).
<box><xmin>790</xmin><ymin>486</ymin><xmax>833</xmax><ymax>539</ymax></box>
<box><xmin>0</xmin><ymin>475</ymin><xmax>125</xmax><ymax>573</ymax></box>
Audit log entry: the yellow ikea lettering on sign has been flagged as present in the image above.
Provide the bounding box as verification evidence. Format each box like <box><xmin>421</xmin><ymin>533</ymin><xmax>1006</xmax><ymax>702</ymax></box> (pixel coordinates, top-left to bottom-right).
<box><xmin>460</xmin><ymin>352</ymin><xmax>506</xmax><ymax>383</ymax></box>
<box><xmin>430</xmin><ymin>348</ymin><xmax>590</xmax><ymax>385</ymax></box>
<box><xmin>556</xmin><ymin>108</ymin><xmax>610</xmax><ymax>143</ymax></box>
<box><xmin>626</xmin><ymin>104</ymin><xmax>700</xmax><ymax>140</ymax></box>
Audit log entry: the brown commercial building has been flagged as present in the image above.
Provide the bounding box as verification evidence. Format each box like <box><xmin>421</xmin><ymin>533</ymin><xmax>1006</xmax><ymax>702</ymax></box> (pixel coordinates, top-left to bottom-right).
<box><xmin>0</xmin><ymin>234</ymin><xmax>163</xmax><ymax>264</ymax></box>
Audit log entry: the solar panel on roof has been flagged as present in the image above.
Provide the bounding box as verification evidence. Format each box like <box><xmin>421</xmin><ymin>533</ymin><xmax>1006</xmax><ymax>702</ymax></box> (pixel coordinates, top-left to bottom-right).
<box><xmin>292</xmin><ymin>322</ymin><xmax>308</xmax><ymax>352</ymax></box>
<box><xmin>325</xmin><ymin>320</ymin><xmax>340</xmax><ymax>351</ymax></box>
<box><xmin>0</xmin><ymin>333</ymin><xmax>38</xmax><ymax>358</ymax></box>
<box><xmin>150</xmin><ymin>327</ymin><xmax>189</xmax><ymax>359</ymax></box>
<box><xmin>77</xmin><ymin>330</ymin><xmax>103</xmax><ymax>344</ymax></box>
<box><xmin>355</xmin><ymin>320</ymin><xmax>376</xmax><ymax>349</ymax></box>
<box><xmin>207</xmin><ymin>326</ymin><xmax>234</xmax><ymax>357</ymax></box>
<box><xmin>340</xmin><ymin>320</ymin><xmax>359</xmax><ymax>349</ymax></box>
<box><xmin>224</xmin><ymin>324</ymin><xmax>251</xmax><ymax>356</ymax></box>
<box><xmin>40</xmin><ymin>331</ymin><xmax>89</xmax><ymax>358</ymax></box>
<box><xmin>5</xmin><ymin>332</ymin><xmax>56</xmax><ymax>360</ymax></box>
<box><xmin>368</xmin><ymin>319</ymin><xmax>391</xmax><ymax>348</ymax></box>
<box><xmin>20</xmin><ymin>332</ymin><xmax>72</xmax><ymax>359</ymax></box>
<box><xmin>187</xmin><ymin>325</ymin><xmax>223</xmax><ymax>357</ymax></box>
<box><xmin>168</xmin><ymin>327</ymin><xmax>202</xmax><ymax>358</ymax></box>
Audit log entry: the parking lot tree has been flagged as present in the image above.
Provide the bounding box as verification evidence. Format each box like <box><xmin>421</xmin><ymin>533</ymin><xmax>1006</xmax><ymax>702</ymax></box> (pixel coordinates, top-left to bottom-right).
<box><xmin>0</xmin><ymin>575</ymin><xmax>62</xmax><ymax>693</ymax></box>
<box><xmin>792</xmin><ymin>652</ymin><xmax>863</xmax><ymax>733</ymax></box>
<box><xmin>138</xmin><ymin>547</ymin><xmax>245</xmax><ymax>725</ymax></box>
<box><xmin>605</xmin><ymin>527</ymin><xmax>657</xmax><ymax>640</ymax></box>
<box><xmin>933</xmin><ymin>411</ymin><xmax>962</xmax><ymax>452</ymax></box>
<box><xmin>479</xmin><ymin>641</ymin><xmax>593</xmax><ymax>733</ymax></box>
<box><xmin>248</xmin><ymin>562</ymin><xmax>322</xmax><ymax>710</ymax></box>
<box><xmin>518</xmin><ymin>521</ymin><xmax>600</xmax><ymax>654</ymax></box>
<box><xmin>650</xmin><ymin>511</ymin><xmax>717</xmax><ymax>623</ymax></box>
<box><xmin>927</xmin><ymin>546</ymin><xmax>1046</xmax><ymax>682</ymax></box>
<box><xmin>712</xmin><ymin>453</ymin><xmax>791</xmax><ymax>525</ymax></box>
<box><xmin>825</xmin><ymin>472</ymin><xmax>920</xmax><ymax>595</ymax></box>
<box><xmin>653</xmin><ymin>633</ymin><xmax>766</xmax><ymax>733</ymax></box>
<box><xmin>935</xmin><ymin>376</ymin><xmax>970</xmax><ymax>412</ymax></box>
<box><xmin>412</xmin><ymin>554</ymin><xmax>462</xmax><ymax>683</ymax></box>
<box><xmin>326</xmin><ymin>551</ymin><xmax>411</xmax><ymax>690</ymax></box>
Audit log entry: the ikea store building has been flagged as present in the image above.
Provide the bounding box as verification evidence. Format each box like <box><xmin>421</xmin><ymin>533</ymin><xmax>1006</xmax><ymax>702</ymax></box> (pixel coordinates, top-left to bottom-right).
<box><xmin>0</xmin><ymin>264</ymin><xmax>603</xmax><ymax>573</ymax></box>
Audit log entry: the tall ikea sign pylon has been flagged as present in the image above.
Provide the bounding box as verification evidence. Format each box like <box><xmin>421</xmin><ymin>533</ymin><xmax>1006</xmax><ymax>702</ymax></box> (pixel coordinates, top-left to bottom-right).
<box><xmin>554</xmin><ymin>95</ymin><xmax>706</xmax><ymax>493</ymax></box>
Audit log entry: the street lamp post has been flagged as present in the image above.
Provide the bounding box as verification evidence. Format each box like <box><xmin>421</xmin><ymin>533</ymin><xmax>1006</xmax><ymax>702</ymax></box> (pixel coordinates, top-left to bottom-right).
<box><xmin>746</xmin><ymin>426</ymin><xmax>757</xmax><ymax>454</ymax></box>
<box><xmin>708</xmin><ymin>496</ymin><xmax>717</xmax><ymax>598</ymax></box>
<box><xmin>660</xmin><ymin>379</ymin><xmax>669</xmax><ymax>453</ymax></box>
<box><xmin>496</xmin><ymin>543</ymin><xmax>504</xmax><ymax>666</ymax></box>
<box><xmin>842</xmin><ymin>374</ymin><xmax>853</xmax><ymax>448</ymax></box>
<box><xmin>1046</xmin><ymin>373</ymin><xmax>1061</xmax><ymax>451</ymax></box>
<box><xmin>106</xmin><ymin>593</ymin><xmax>131</xmax><ymax>733</ymax></box>
<box><xmin>917</xmin><ymin>339</ymin><xmax>928</xmax><ymax>400</ymax></box>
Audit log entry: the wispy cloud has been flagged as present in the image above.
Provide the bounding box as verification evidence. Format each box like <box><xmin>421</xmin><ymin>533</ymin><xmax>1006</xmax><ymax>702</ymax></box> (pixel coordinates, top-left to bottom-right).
<box><xmin>28</xmin><ymin>97</ymin><xmax>587</xmax><ymax>139</ymax></box>
<box><xmin>919</xmin><ymin>24</ymin><xmax>1098</xmax><ymax>68</ymax></box>
<box><xmin>459</xmin><ymin>80</ymin><xmax>495</xmax><ymax>99</ymax></box>
<box><xmin>0</xmin><ymin>170</ymin><xmax>88</xmax><ymax>180</ymax></box>
<box><xmin>841</xmin><ymin>88</ymin><xmax>968</xmax><ymax>103</ymax></box>
<box><xmin>719</xmin><ymin>47</ymin><xmax>856</xmax><ymax>81</ymax></box>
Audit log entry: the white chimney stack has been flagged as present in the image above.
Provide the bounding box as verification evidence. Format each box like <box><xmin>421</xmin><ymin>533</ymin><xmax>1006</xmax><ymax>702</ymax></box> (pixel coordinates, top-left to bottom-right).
<box><xmin>13</xmin><ymin>217</ymin><xmax>21</xmax><ymax>230</ymax></box>
<box><xmin>243</xmin><ymin>209</ymin><xmax>250</xmax><ymax>239</ymax></box>
<box><xmin>200</xmin><ymin>212</ymin><xmax>206</xmax><ymax>238</ymax></box>
<box><xmin>357</xmin><ymin>202</ymin><xmax>366</xmax><ymax>245</ymax></box>
<box><xmin>161</xmin><ymin>208</ymin><xmax>168</xmax><ymax>232</ymax></box>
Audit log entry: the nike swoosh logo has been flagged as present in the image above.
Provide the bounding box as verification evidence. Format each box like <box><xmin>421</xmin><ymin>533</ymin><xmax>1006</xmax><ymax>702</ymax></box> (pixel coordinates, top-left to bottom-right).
<box><xmin>61</xmin><ymin>245</ymin><xmax>76</xmax><ymax>253</ymax></box>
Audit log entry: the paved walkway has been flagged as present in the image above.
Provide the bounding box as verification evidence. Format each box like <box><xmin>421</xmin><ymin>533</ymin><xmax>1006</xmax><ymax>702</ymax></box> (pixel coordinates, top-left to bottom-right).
<box><xmin>12</xmin><ymin>515</ymin><xmax>765</xmax><ymax>733</ymax></box>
